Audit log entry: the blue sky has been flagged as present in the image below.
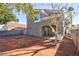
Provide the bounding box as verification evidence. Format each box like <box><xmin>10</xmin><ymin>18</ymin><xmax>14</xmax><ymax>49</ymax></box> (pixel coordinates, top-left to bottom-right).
<box><xmin>14</xmin><ymin>3</ymin><xmax>79</xmax><ymax>25</ymax></box>
<box><xmin>13</xmin><ymin>10</ymin><xmax>26</xmax><ymax>24</ymax></box>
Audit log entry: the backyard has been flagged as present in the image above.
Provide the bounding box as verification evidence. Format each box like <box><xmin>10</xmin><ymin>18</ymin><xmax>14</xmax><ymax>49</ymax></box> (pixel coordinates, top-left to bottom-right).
<box><xmin>0</xmin><ymin>3</ymin><xmax>79</xmax><ymax>56</ymax></box>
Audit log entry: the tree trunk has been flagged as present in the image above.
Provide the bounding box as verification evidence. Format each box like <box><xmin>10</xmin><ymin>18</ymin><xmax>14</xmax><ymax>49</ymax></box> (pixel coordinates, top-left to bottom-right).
<box><xmin>70</xmin><ymin>16</ymin><xmax>72</xmax><ymax>37</ymax></box>
<box><xmin>55</xmin><ymin>21</ymin><xmax>59</xmax><ymax>44</ymax></box>
<box><xmin>4</xmin><ymin>24</ymin><xmax>8</xmax><ymax>31</ymax></box>
<box><xmin>47</xmin><ymin>17</ymin><xmax>58</xmax><ymax>44</ymax></box>
<box><xmin>48</xmin><ymin>22</ymin><xmax>58</xmax><ymax>44</ymax></box>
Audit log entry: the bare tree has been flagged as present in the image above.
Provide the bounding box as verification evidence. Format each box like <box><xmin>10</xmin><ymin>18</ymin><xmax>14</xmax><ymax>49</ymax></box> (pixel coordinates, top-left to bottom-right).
<box><xmin>49</xmin><ymin>3</ymin><xmax>74</xmax><ymax>44</ymax></box>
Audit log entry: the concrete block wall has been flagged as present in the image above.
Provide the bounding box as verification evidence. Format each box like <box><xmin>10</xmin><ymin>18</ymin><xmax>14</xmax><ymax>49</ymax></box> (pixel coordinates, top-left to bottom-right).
<box><xmin>0</xmin><ymin>30</ymin><xmax>24</xmax><ymax>36</ymax></box>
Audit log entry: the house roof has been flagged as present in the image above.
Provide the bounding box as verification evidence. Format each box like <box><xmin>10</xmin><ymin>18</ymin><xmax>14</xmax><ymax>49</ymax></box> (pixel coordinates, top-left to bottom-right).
<box><xmin>7</xmin><ymin>22</ymin><xmax>26</xmax><ymax>30</ymax></box>
<box><xmin>34</xmin><ymin>9</ymin><xmax>63</xmax><ymax>23</ymax></box>
<box><xmin>35</xmin><ymin>9</ymin><xmax>63</xmax><ymax>15</ymax></box>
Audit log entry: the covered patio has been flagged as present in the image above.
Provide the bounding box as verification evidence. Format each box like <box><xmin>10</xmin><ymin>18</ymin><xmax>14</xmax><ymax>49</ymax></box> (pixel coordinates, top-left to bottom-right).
<box><xmin>34</xmin><ymin>10</ymin><xmax>65</xmax><ymax>43</ymax></box>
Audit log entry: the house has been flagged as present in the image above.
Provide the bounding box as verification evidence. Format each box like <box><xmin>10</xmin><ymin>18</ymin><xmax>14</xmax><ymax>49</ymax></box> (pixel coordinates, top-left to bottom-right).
<box><xmin>26</xmin><ymin>9</ymin><xmax>65</xmax><ymax>37</ymax></box>
<box><xmin>0</xmin><ymin>22</ymin><xmax>27</xmax><ymax>36</ymax></box>
<box><xmin>5</xmin><ymin>22</ymin><xmax>26</xmax><ymax>30</ymax></box>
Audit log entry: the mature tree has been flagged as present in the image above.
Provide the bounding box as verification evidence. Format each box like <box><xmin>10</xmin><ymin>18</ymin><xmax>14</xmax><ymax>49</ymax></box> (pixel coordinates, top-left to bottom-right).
<box><xmin>14</xmin><ymin>3</ymin><xmax>37</xmax><ymax>19</ymax></box>
<box><xmin>65</xmin><ymin>7</ymin><xmax>74</xmax><ymax>32</ymax></box>
<box><xmin>13</xmin><ymin>3</ymin><xmax>37</xmax><ymax>34</ymax></box>
<box><xmin>0</xmin><ymin>3</ymin><xmax>37</xmax><ymax>30</ymax></box>
<box><xmin>50</xmin><ymin>3</ymin><xmax>74</xmax><ymax>44</ymax></box>
<box><xmin>0</xmin><ymin>4</ymin><xmax>18</xmax><ymax>30</ymax></box>
<box><xmin>51</xmin><ymin>4</ymin><xmax>74</xmax><ymax>33</ymax></box>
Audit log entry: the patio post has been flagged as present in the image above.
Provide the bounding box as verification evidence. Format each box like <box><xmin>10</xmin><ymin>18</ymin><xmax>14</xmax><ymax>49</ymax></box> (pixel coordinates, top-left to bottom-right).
<box><xmin>55</xmin><ymin>19</ymin><xmax>59</xmax><ymax>44</ymax></box>
<box><xmin>62</xmin><ymin>13</ymin><xmax>65</xmax><ymax>36</ymax></box>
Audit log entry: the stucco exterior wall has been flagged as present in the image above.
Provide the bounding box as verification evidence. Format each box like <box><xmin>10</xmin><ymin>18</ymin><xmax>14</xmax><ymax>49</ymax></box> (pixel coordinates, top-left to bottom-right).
<box><xmin>27</xmin><ymin>23</ymin><xmax>42</xmax><ymax>36</ymax></box>
<box><xmin>27</xmin><ymin>17</ymin><xmax>42</xmax><ymax>36</ymax></box>
<box><xmin>27</xmin><ymin>17</ymin><xmax>63</xmax><ymax>37</ymax></box>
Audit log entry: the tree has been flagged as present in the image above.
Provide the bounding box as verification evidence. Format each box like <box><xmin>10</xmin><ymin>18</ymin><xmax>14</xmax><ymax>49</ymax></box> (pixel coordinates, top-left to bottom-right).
<box><xmin>66</xmin><ymin>7</ymin><xmax>74</xmax><ymax>33</ymax></box>
<box><xmin>0</xmin><ymin>4</ymin><xmax>18</xmax><ymax>30</ymax></box>
<box><xmin>13</xmin><ymin>3</ymin><xmax>38</xmax><ymax>34</ymax></box>
<box><xmin>50</xmin><ymin>4</ymin><xmax>74</xmax><ymax>44</ymax></box>
<box><xmin>0</xmin><ymin>3</ymin><xmax>37</xmax><ymax>30</ymax></box>
<box><xmin>14</xmin><ymin>3</ymin><xmax>37</xmax><ymax>19</ymax></box>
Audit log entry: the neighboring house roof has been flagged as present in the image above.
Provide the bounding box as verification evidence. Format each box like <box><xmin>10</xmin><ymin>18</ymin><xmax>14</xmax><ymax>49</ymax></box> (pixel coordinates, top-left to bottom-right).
<box><xmin>6</xmin><ymin>22</ymin><xmax>26</xmax><ymax>30</ymax></box>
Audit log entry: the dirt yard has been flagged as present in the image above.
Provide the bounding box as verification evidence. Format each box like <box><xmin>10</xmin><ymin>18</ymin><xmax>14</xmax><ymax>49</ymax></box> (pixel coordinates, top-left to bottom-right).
<box><xmin>55</xmin><ymin>37</ymin><xmax>77</xmax><ymax>56</ymax></box>
<box><xmin>0</xmin><ymin>35</ymin><xmax>77</xmax><ymax>56</ymax></box>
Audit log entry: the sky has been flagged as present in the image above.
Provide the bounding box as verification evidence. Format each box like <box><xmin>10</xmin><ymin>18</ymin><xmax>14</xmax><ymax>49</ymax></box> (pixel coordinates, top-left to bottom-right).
<box><xmin>14</xmin><ymin>3</ymin><xmax>79</xmax><ymax>26</ymax></box>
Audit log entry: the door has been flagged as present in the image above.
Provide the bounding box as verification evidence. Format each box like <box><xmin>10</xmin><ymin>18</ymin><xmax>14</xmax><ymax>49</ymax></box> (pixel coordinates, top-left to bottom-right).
<box><xmin>42</xmin><ymin>25</ymin><xmax>55</xmax><ymax>36</ymax></box>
